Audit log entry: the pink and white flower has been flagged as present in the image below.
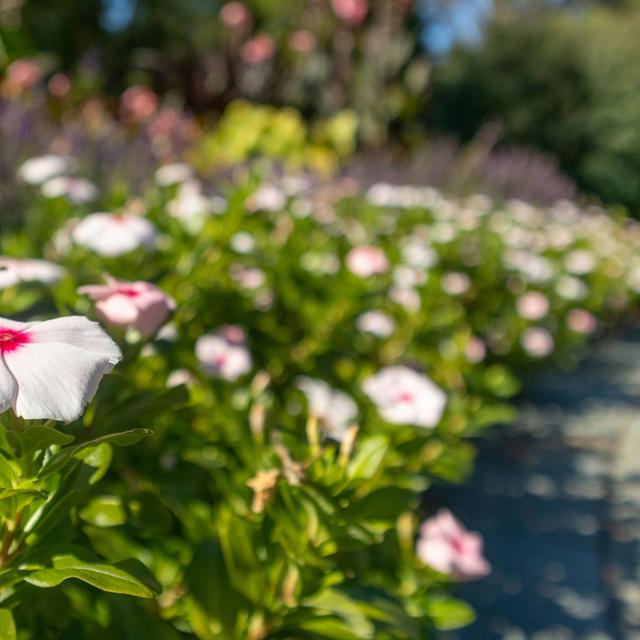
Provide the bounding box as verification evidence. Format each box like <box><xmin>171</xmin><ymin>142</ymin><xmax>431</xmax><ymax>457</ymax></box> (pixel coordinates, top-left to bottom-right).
<box><xmin>79</xmin><ymin>276</ymin><xmax>176</xmax><ymax>337</ymax></box>
<box><xmin>296</xmin><ymin>376</ymin><xmax>358</xmax><ymax>441</ymax></box>
<box><xmin>566</xmin><ymin>309</ymin><xmax>597</xmax><ymax>334</ymax></box>
<box><xmin>71</xmin><ymin>213</ymin><xmax>157</xmax><ymax>257</ymax></box>
<box><xmin>363</xmin><ymin>366</ymin><xmax>446</xmax><ymax>428</ymax></box>
<box><xmin>0</xmin><ymin>315</ymin><xmax>121</xmax><ymax>422</ymax></box>
<box><xmin>196</xmin><ymin>326</ymin><xmax>252</xmax><ymax>381</ymax></box>
<box><xmin>0</xmin><ymin>258</ymin><xmax>63</xmax><ymax>290</ymax></box>
<box><xmin>18</xmin><ymin>154</ymin><xmax>75</xmax><ymax>185</ymax></box>
<box><xmin>417</xmin><ymin>509</ymin><xmax>491</xmax><ymax>581</ymax></box>
<box><xmin>41</xmin><ymin>176</ymin><xmax>98</xmax><ymax>204</ymax></box>
<box><xmin>331</xmin><ymin>0</ymin><xmax>368</xmax><ymax>25</ymax></box>
<box><xmin>356</xmin><ymin>310</ymin><xmax>395</xmax><ymax>338</ymax></box>
<box><xmin>441</xmin><ymin>272</ymin><xmax>471</xmax><ymax>296</ymax></box>
<box><xmin>154</xmin><ymin>163</ymin><xmax>194</xmax><ymax>187</ymax></box>
<box><xmin>520</xmin><ymin>327</ymin><xmax>554</xmax><ymax>357</ymax></box>
<box><xmin>464</xmin><ymin>336</ymin><xmax>486</xmax><ymax>363</ymax></box>
<box><xmin>346</xmin><ymin>246</ymin><xmax>389</xmax><ymax>278</ymax></box>
<box><xmin>516</xmin><ymin>291</ymin><xmax>550</xmax><ymax>321</ymax></box>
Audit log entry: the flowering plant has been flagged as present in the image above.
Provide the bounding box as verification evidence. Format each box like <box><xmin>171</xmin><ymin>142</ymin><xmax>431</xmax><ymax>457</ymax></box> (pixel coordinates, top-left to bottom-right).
<box><xmin>1</xmin><ymin>142</ymin><xmax>640</xmax><ymax>637</ymax></box>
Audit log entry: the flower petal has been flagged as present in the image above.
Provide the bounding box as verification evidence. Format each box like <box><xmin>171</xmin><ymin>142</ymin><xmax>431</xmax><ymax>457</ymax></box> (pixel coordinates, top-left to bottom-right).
<box><xmin>0</xmin><ymin>355</ymin><xmax>18</xmax><ymax>413</ymax></box>
<box><xmin>28</xmin><ymin>316</ymin><xmax>122</xmax><ymax>363</ymax></box>
<box><xmin>4</xmin><ymin>342</ymin><xmax>118</xmax><ymax>422</ymax></box>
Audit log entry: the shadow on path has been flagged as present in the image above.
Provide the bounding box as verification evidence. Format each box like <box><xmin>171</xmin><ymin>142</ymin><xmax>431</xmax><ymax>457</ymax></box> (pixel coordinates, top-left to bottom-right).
<box><xmin>437</xmin><ymin>329</ymin><xmax>640</xmax><ymax>640</ymax></box>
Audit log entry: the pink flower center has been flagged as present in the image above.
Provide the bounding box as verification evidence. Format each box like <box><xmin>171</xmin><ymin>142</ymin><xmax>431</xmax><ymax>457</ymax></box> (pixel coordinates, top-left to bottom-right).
<box><xmin>0</xmin><ymin>327</ymin><xmax>31</xmax><ymax>352</ymax></box>
<box><xmin>450</xmin><ymin>536</ymin><xmax>466</xmax><ymax>554</ymax></box>
<box><xmin>395</xmin><ymin>391</ymin><xmax>415</xmax><ymax>404</ymax></box>
<box><xmin>213</xmin><ymin>353</ymin><xmax>228</xmax><ymax>367</ymax></box>
<box><xmin>118</xmin><ymin>286</ymin><xmax>140</xmax><ymax>297</ymax></box>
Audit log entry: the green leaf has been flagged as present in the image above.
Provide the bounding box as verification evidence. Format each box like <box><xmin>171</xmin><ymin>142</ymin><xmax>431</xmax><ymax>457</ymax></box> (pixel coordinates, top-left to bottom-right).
<box><xmin>23</xmin><ymin>553</ymin><xmax>161</xmax><ymax>598</ymax></box>
<box><xmin>6</xmin><ymin>426</ymin><xmax>74</xmax><ymax>456</ymax></box>
<box><xmin>0</xmin><ymin>453</ymin><xmax>15</xmax><ymax>490</ymax></box>
<box><xmin>347</xmin><ymin>436</ymin><xmax>388</xmax><ymax>481</ymax></box>
<box><xmin>0</xmin><ymin>608</ymin><xmax>16</xmax><ymax>640</ymax></box>
<box><xmin>73</xmin><ymin>429</ymin><xmax>153</xmax><ymax>454</ymax></box>
<box><xmin>343</xmin><ymin>487</ymin><xmax>417</xmax><ymax>523</ymax></box>
<box><xmin>75</xmin><ymin>442</ymin><xmax>113</xmax><ymax>485</ymax></box>
<box><xmin>0</xmin><ymin>488</ymin><xmax>46</xmax><ymax>519</ymax></box>
<box><xmin>79</xmin><ymin>496</ymin><xmax>126</xmax><ymax>527</ymax></box>
<box><xmin>426</xmin><ymin>598</ymin><xmax>476</xmax><ymax>631</ymax></box>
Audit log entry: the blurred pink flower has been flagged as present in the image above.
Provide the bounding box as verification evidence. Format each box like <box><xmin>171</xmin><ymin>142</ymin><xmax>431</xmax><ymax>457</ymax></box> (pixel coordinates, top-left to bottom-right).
<box><xmin>464</xmin><ymin>336</ymin><xmax>486</xmax><ymax>363</ymax></box>
<box><xmin>363</xmin><ymin>365</ymin><xmax>446</xmax><ymax>428</ymax></box>
<box><xmin>289</xmin><ymin>30</ymin><xmax>317</xmax><ymax>54</ymax></box>
<box><xmin>296</xmin><ymin>376</ymin><xmax>358</xmax><ymax>441</ymax></box>
<box><xmin>119</xmin><ymin>86</ymin><xmax>159</xmax><ymax>123</ymax></box>
<box><xmin>18</xmin><ymin>154</ymin><xmax>75</xmax><ymax>185</ymax></box>
<box><xmin>356</xmin><ymin>310</ymin><xmax>395</xmax><ymax>337</ymax></box>
<box><xmin>566</xmin><ymin>309</ymin><xmax>597</xmax><ymax>334</ymax></box>
<box><xmin>0</xmin><ymin>258</ymin><xmax>63</xmax><ymax>290</ymax></box>
<box><xmin>196</xmin><ymin>326</ymin><xmax>252</xmax><ymax>381</ymax></box>
<box><xmin>441</xmin><ymin>272</ymin><xmax>471</xmax><ymax>296</ymax></box>
<box><xmin>417</xmin><ymin>509</ymin><xmax>491</xmax><ymax>581</ymax></box>
<box><xmin>71</xmin><ymin>212</ymin><xmax>157</xmax><ymax>257</ymax></box>
<box><xmin>5</xmin><ymin>58</ymin><xmax>41</xmax><ymax>93</ymax></box>
<box><xmin>48</xmin><ymin>72</ymin><xmax>72</xmax><ymax>98</ymax></box>
<box><xmin>346</xmin><ymin>246</ymin><xmax>389</xmax><ymax>277</ymax></box>
<box><xmin>520</xmin><ymin>327</ymin><xmax>554</xmax><ymax>357</ymax></box>
<box><xmin>41</xmin><ymin>176</ymin><xmax>98</xmax><ymax>204</ymax></box>
<box><xmin>240</xmin><ymin>34</ymin><xmax>276</xmax><ymax>64</ymax></box>
<box><xmin>219</xmin><ymin>2</ymin><xmax>252</xmax><ymax>29</ymax></box>
<box><xmin>79</xmin><ymin>276</ymin><xmax>176</xmax><ymax>337</ymax></box>
<box><xmin>331</xmin><ymin>0</ymin><xmax>369</xmax><ymax>25</ymax></box>
<box><xmin>516</xmin><ymin>291</ymin><xmax>549</xmax><ymax>321</ymax></box>
<box><xmin>0</xmin><ymin>315</ymin><xmax>121</xmax><ymax>422</ymax></box>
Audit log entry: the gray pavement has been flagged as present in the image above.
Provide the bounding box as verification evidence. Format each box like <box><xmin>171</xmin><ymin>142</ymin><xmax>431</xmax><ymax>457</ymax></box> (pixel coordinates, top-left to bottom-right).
<box><xmin>437</xmin><ymin>329</ymin><xmax>640</xmax><ymax>640</ymax></box>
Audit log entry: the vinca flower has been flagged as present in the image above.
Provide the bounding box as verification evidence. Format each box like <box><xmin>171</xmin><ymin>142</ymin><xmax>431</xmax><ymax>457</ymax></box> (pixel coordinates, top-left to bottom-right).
<box><xmin>363</xmin><ymin>366</ymin><xmax>446</xmax><ymax>428</ymax></box>
<box><xmin>516</xmin><ymin>291</ymin><xmax>550</xmax><ymax>321</ymax></box>
<box><xmin>0</xmin><ymin>316</ymin><xmax>121</xmax><ymax>422</ymax></box>
<box><xmin>155</xmin><ymin>162</ymin><xmax>193</xmax><ymax>187</ymax></box>
<box><xmin>196</xmin><ymin>326</ymin><xmax>252</xmax><ymax>381</ymax></box>
<box><xmin>520</xmin><ymin>327</ymin><xmax>554</xmax><ymax>357</ymax></box>
<box><xmin>296</xmin><ymin>376</ymin><xmax>358</xmax><ymax>441</ymax></box>
<box><xmin>346</xmin><ymin>246</ymin><xmax>389</xmax><ymax>277</ymax></box>
<box><xmin>41</xmin><ymin>176</ymin><xmax>99</xmax><ymax>204</ymax></box>
<box><xmin>79</xmin><ymin>276</ymin><xmax>176</xmax><ymax>337</ymax></box>
<box><xmin>356</xmin><ymin>310</ymin><xmax>395</xmax><ymax>338</ymax></box>
<box><xmin>417</xmin><ymin>509</ymin><xmax>491</xmax><ymax>581</ymax></box>
<box><xmin>71</xmin><ymin>213</ymin><xmax>157</xmax><ymax>257</ymax></box>
<box><xmin>0</xmin><ymin>258</ymin><xmax>63</xmax><ymax>290</ymax></box>
<box><xmin>18</xmin><ymin>154</ymin><xmax>75</xmax><ymax>185</ymax></box>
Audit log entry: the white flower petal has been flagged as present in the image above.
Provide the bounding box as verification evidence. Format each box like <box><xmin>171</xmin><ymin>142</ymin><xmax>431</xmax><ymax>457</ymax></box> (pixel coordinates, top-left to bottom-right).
<box><xmin>5</xmin><ymin>342</ymin><xmax>118</xmax><ymax>422</ymax></box>
<box><xmin>28</xmin><ymin>316</ymin><xmax>122</xmax><ymax>363</ymax></box>
<box><xmin>0</xmin><ymin>356</ymin><xmax>17</xmax><ymax>413</ymax></box>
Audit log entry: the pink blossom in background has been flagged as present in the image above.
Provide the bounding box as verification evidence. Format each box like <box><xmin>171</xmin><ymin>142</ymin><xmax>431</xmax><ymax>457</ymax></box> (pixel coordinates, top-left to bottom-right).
<box><xmin>240</xmin><ymin>34</ymin><xmax>276</xmax><ymax>65</ymax></box>
<box><xmin>18</xmin><ymin>154</ymin><xmax>75</xmax><ymax>185</ymax></box>
<box><xmin>363</xmin><ymin>365</ymin><xmax>446</xmax><ymax>428</ymax></box>
<box><xmin>331</xmin><ymin>0</ymin><xmax>369</xmax><ymax>25</ymax></box>
<box><xmin>516</xmin><ymin>291</ymin><xmax>550</xmax><ymax>321</ymax></box>
<box><xmin>520</xmin><ymin>327</ymin><xmax>554</xmax><ymax>357</ymax></box>
<box><xmin>289</xmin><ymin>30</ymin><xmax>317</xmax><ymax>54</ymax></box>
<box><xmin>0</xmin><ymin>315</ymin><xmax>121</xmax><ymax>422</ymax></box>
<box><xmin>356</xmin><ymin>310</ymin><xmax>395</xmax><ymax>338</ymax></box>
<box><xmin>296</xmin><ymin>376</ymin><xmax>358</xmax><ymax>441</ymax></box>
<box><xmin>167</xmin><ymin>369</ymin><xmax>196</xmax><ymax>388</ymax></box>
<box><xmin>219</xmin><ymin>2</ymin><xmax>252</xmax><ymax>29</ymax></box>
<box><xmin>389</xmin><ymin>285</ymin><xmax>421</xmax><ymax>311</ymax></box>
<box><xmin>41</xmin><ymin>176</ymin><xmax>98</xmax><ymax>204</ymax></box>
<box><xmin>417</xmin><ymin>509</ymin><xmax>491</xmax><ymax>581</ymax></box>
<box><xmin>246</xmin><ymin>185</ymin><xmax>286</xmax><ymax>212</ymax></box>
<box><xmin>155</xmin><ymin>163</ymin><xmax>194</xmax><ymax>187</ymax></box>
<box><xmin>196</xmin><ymin>326</ymin><xmax>252</xmax><ymax>381</ymax></box>
<box><xmin>5</xmin><ymin>58</ymin><xmax>41</xmax><ymax>93</ymax></box>
<box><xmin>71</xmin><ymin>212</ymin><xmax>157</xmax><ymax>257</ymax></box>
<box><xmin>441</xmin><ymin>272</ymin><xmax>471</xmax><ymax>296</ymax></box>
<box><xmin>346</xmin><ymin>246</ymin><xmax>389</xmax><ymax>277</ymax></box>
<box><xmin>79</xmin><ymin>276</ymin><xmax>176</xmax><ymax>337</ymax></box>
<box><xmin>0</xmin><ymin>258</ymin><xmax>63</xmax><ymax>290</ymax></box>
<box><xmin>48</xmin><ymin>72</ymin><xmax>72</xmax><ymax>98</ymax></box>
<box><xmin>119</xmin><ymin>86</ymin><xmax>159</xmax><ymax>123</ymax></box>
<box><xmin>566</xmin><ymin>309</ymin><xmax>597</xmax><ymax>334</ymax></box>
<box><xmin>464</xmin><ymin>336</ymin><xmax>486</xmax><ymax>363</ymax></box>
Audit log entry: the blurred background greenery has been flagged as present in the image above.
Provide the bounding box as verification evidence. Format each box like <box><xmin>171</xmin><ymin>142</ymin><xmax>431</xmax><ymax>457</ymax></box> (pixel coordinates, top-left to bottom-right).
<box><xmin>1</xmin><ymin>0</ymin><xmax>639</xmax><ymax>208</ymax></box>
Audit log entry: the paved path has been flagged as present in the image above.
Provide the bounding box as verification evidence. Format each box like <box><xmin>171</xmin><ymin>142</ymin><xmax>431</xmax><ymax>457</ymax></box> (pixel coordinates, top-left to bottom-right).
<box><xmin>437</xmin><ymin>329</ymin><xmax>640</xmax><ymax>640</ymax></box>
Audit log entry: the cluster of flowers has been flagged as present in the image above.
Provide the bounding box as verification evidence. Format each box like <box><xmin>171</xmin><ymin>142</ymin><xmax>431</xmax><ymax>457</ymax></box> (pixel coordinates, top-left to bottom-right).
<box><xmin>4</xmin><ymin>151</ymin><xmax>640</xmax><ymax>634</ymax></box>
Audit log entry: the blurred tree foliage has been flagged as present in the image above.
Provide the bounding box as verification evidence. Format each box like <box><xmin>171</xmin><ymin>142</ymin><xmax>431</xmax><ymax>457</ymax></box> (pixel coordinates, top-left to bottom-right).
<box><xmin>0</xmin><ymin>0</ymin><xmax>430</xmax><ymax>145</ymax></box>
<box><xmin>428</xmin><ymin>9</ymin><xmax>640</xmax><ymax>211</ymax></box>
